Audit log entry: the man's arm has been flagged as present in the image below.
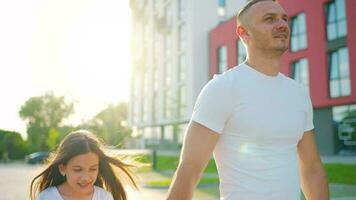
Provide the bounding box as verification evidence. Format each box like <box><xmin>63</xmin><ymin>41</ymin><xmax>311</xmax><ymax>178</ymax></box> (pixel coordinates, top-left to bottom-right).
<box><xmin>166</xmin><ymin>121</ymin><xmax>220</xmax><ymax>200</ymax></box>
<box><xmin>297</xmin><ymin>130</ymin><xmax>329</xmax><ymax>200</ymax></box>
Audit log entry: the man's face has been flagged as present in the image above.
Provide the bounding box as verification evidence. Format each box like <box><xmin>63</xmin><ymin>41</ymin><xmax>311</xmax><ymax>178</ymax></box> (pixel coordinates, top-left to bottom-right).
<box><xmin>241</xmin><ymin>1</ymin><xmax>290</xmax><ymax>54</ymax></box>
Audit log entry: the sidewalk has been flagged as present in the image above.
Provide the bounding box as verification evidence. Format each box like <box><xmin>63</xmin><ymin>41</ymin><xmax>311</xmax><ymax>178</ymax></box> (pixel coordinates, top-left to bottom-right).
<box><xmin>135</xmin><ymin>171</ymin><xmax>217</xmax><ymax>200</ymax></box>
<box><xmin>138</xmin><ymin>159</ymin><xmax>356</xmax><ymax>200</ymax></box>
<box><xmin>329</xmin><ymin>184</ymin><xmax>356</xmax><ymax>200</ymax></box>
<box><xmin>321</xmin><ymin>156</ymin><xmax>356</xmax><ymax>164</ymax></box>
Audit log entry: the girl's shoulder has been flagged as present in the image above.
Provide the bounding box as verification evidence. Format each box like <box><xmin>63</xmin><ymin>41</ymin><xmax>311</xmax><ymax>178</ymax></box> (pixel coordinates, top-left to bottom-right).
<box><xmin>93</xmin><ymin>186</ymin><xmax>114</xmax><ymax>200</ymax></box>
<box><xmin>36</xmin><ymin>187</ymin><xmax>62</xmax><ymax>200</ymax></box>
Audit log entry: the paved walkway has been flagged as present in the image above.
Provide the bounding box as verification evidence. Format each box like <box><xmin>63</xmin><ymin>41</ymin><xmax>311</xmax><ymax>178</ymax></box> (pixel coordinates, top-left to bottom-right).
<box><xmin>1</xmin><ymin>155</ymin><xmax>355</xmax><ymax>200</ymax></box>
<box><xmin>321</xmin><ymin>156</ymin><xmax>356</xmax><ymax>164</ymax></box>
<box><xmin>134</xmin><ymin>171</ymin><xmax>217</xmax><ymax>200</ymax></box>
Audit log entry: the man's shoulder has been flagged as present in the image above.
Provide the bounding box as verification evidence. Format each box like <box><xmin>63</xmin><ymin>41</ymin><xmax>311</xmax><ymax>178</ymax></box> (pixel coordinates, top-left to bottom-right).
<box><xmin>279</xmin><ymin>73</ymin><xmax>310</xmax><ymax>98</ymax></box>
<box><xmin>211</xmin><ymin>64</ymin><xmax>245</xmax><ymax>83</ymax></box>
<box><xmin>281</xmin><ymin>74</ymin><xmax>307</xmax><ymax>88</ymax></box>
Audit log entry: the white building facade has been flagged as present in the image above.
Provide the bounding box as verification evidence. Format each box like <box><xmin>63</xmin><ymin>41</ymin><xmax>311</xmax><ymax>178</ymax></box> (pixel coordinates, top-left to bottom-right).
<box><xmin>128</xmin><ymin>0</ymin><xmax>246</xmax><ymax>149</ymax></box>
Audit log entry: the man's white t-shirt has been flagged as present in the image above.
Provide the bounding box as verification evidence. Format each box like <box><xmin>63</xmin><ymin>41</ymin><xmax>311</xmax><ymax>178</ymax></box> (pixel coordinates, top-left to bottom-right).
<box><xmin>36</xmin><ymin>185</ymin><xmax>114</xmax><ymax>200</ymax></box>
<box><xmin>192</xmin><ymin>63</ymin><xmax>314</xmax><ymax>200</ymax></box>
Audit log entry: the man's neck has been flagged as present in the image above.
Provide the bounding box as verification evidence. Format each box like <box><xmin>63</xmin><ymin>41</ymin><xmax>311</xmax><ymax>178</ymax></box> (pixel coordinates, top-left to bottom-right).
<box><xmin>245</xmin><ymin>50</ymin><xmax>282</xmax><ymax>77</ymax></box>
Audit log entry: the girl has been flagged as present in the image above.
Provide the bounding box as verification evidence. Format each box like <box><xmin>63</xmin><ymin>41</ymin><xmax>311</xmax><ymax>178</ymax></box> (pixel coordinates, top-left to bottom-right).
<box><xmin>30</xmin><ymin>130</ymin><xmax>138</xmax><ymax>200</ymax></box>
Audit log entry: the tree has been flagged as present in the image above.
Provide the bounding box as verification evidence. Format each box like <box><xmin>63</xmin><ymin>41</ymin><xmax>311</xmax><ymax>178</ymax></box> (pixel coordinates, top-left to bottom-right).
<box><xmin>79</xmin><ymin>102</ymin><xmax>131</xmax><ymax>147</ymax></box>
<box><xmin>0</xmin><ymin>129</ymin><xmax>28</xmax><ymax>160</ymax></box>
<box><xmin>46</xmin><ymin>128</ymin><xmax>59</xmax><ymax>150</ymax></box>
<box><xmin>19</xmin><ymin>92</ymin><xmax>74</xmax><ymax>151</ymax></box>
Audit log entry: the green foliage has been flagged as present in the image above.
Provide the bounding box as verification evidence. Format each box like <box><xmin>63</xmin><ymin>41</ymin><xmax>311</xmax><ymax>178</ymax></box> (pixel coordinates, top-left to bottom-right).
<box><xmin>0</xmin><ymin>129</ymin><xmax>28</xmax><ymax>160</ymax></box>
<box><xmin>324</xmin><ymin>164</ymin><xmax>356</xmax><ymax>185</ymax></box>
<box><xmin>143</xmin><ymin>155</ymin><xmax>356</xmax><ymax>185</ymax></box>
<box><xmin>343</xmin><ymin>110</ymin><xmax>356</xmax><ymax>120</ymax></box>
<box><xmin>142</xmin><ymin>155</ymin><xmax>217</xmax><ymax>173</ymax></box>
<box><xmin>19</xmin><ymin>92</ymin><xmax>74</xmax><ymax>151</ymax></box>
<box><xmin>79</xmin><ymin>102</ymin><xmax>131</xmax><ymax>147</ymax></box>
<box><xmin>146</xmin><ymin>177</ymin><xmax>219</xmax><ymax>187</ymax></box>
<box><xmin>46</xmin><ymin>128</ymin><xmax>59</xmax><ymax>150</ymax></box>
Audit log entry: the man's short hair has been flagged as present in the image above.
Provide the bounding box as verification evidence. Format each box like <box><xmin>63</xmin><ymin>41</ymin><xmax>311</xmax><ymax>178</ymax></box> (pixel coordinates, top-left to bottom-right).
<box><xmin>237</xmin><ymin>0</ymin><xmax>277</xmax><ymax>25</ymax></box>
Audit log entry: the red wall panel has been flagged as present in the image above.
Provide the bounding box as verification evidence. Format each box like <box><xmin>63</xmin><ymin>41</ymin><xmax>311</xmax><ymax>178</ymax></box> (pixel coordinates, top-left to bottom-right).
<box><xmin>209</xmin><ymin>0</ymin><xmax>356</xmax><ymax>108</ymax></box>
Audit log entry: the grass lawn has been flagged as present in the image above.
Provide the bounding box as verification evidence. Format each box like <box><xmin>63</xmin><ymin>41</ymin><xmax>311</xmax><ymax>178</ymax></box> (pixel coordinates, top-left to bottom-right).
<box><xmin>140</xmin><ymin>155</ymin><xmax>356</xmax><ymax>199</ymax></box>
<box><xmin>140</xmin><ymin>155</ymin><xmax>356</xmax><ymax>186</ymax></box>
<box><xmin>324</xmin><ymin>164</ymin><xmax>356</xmax><ymax>185</ymax></box>
<box><xmin>146</xmin><ymin>177</ymin><xmax>219</xmax><ymax>187</ymax></box>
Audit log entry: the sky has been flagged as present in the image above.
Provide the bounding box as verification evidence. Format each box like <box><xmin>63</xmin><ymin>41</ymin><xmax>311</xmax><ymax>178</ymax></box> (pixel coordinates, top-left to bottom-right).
<box><xmin>0</xmin><ymin>0</ymin><xmax>131</xmax><ymax>138</ymax></box>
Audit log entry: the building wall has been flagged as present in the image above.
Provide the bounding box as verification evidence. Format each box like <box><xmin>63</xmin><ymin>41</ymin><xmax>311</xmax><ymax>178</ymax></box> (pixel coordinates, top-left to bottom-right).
<box><xmin>129</xmin><ymin>0</ymin><xmax>246</xmax><ymax>148</ymax></box>
<box><xmin>314</xmin><ymin>108</ymin><xmax>336</xmax><ymax>155</ymax></box>
<box><xmin>279</xmin><ymin>0</ymin><xmax>356</xmax><ymax>108</ymax></box>
<box><xmin>209</xmin><ymin>17</ymin><xmax>237</xmax><ymax>75</ymax></box>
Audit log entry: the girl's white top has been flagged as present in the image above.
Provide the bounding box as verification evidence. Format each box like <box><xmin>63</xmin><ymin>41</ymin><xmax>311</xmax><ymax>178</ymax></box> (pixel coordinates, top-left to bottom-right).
<box><xmin>36</xmin><ymin>185</ymin><xmax>114</xmax><ymax>200</ymax></box>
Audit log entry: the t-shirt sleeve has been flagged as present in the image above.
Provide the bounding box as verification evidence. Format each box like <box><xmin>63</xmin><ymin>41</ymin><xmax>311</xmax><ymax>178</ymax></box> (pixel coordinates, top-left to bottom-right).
<box><xmin>191</xmin><ymin>75</ymin><xmax>233</xmax><ymax>134</ymax></box>
<box><xmin>304</xmin><ymin>92</ymin><xmax>314</xmax><ymax>132</ymax></box>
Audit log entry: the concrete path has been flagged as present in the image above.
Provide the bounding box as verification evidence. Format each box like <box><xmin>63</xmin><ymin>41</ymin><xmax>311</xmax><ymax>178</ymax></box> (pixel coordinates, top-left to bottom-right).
<box><xmin>321</xmin><ymin>156</ymin><xmax>356</xmax><ymax>164</ymax></box>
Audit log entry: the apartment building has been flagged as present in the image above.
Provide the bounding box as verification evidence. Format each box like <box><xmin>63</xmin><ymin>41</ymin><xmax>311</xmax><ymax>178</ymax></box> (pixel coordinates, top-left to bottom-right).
<box><xmin>128</xmin><ymin>0</ymin><xmax>247</xmax><ymax>148</ymax></box>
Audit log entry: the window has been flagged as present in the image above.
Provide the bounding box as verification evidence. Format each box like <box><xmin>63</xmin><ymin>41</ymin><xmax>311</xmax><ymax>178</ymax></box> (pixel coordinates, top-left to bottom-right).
<box><xmin>217</xmin><ymin>46</ymin><xmax>227</xmax><ymax>73</ymax></box>
<box><xmin>178</xmin><ymin>24</ymin><xmax>186</xmax><ymax>51</ymax></box>
<box><xmin>165</xmin><ymin>35</ymin><xmax>172</xmax><ymax>87</ymax></box>
<box><xmin>143</xmin><ymin>97</ymin><xmax>149</xmax><ymax>122</ymax></box>
<box><xmin>133</xmin><ymin>100</ymin><xmax>140</xmax><ymax>123</ymax></box>
<box><xmin>143</xmin><ymin>71</ymin><xmax>150</xmax><ymax>122</ymax></box>
<box><xmin>290</xmin><ymin>13</ymin><xmax>307</xmax><ymax>52</ymax></box>
<box><xmin>152</xmin><ymin>90</ymin><xmax>157</xmax><ymax>122</ymax></box>
<box><xmin>165</xmin><ymin>61</ymin><xmax>172</xmax><ymax>86</ymax></box>
<box><xmin>165</xmin><ymin>3</ymin><xmax>173</xmax><ymax>29</ymax></box>
<box><xmin>178</xmin><ymin>0</ymin><xmax>185</xmax><ymax>20</ymax></box>
<box><xmin>291</xmin><ymin>58</ymin><xmax>309</xmax><ymax>92</ymax></box>
<box><xmin>218</xmin><ymin>0</ymin><xmax>226</xmax><ymax>18</ymax></box>
<box><xmin>178</xmin><ymin>53</ymin><xmax>186</xmax><ymax>82</ymax></box>
<box><xmin>153</xmin><ymin>67</ymin><xmax>159</xmax><ymax>92</ymax></box>
<box><xmin>164</xmin><ymin>89</ymin><xmax>172</xmax><ymax>119</ymax></box>
<box><xmin>237</xmin><ymin>40</ymin><xmax>246</xmax><ymax>64</ymax></box>
<box><xmin>178</xmin><ymin>85</ymin><xmax>186</xmax><ymax>118</ymax></box>
<box><xmin>332</xmin><ymin>104</ymin><xmax>356</xmax><ymax>150</ymax></box>
<box><xmin>332</xmin><ymin>104</ymin><xmax>356</xmax><ymax>122</ymax></box>
<box><xmin>326</xmin><ymin>0</ymin><xmax>347</xmax><ymax>41</ymax></box>
<box><xmin>329</xmin><ymin>47</ymin><xmax>350</xmax><ymax>98</ymax></box>
<box><xmin>132</xmin><ymin>74</ymin><xmax>141</xmax><ymax>123</ymax></box>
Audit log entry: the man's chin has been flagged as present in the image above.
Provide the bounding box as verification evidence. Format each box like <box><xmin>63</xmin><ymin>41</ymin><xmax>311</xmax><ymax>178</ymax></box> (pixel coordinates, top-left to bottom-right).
<box><xmin>275</xmin><ymin>45</ymin><xmax>289</xmax><ymax>53</ymax></box>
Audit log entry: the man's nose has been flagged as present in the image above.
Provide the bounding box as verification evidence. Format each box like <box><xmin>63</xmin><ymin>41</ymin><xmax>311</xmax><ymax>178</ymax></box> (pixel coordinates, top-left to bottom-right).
<box><xmin>277</xmin><ymin>18</ymin><xmax>289</xmax><ymax>28</ymax></box>
<box><xmin>275</xmin><ymin>18</ymin><xmax>290</xmax><ymax>32</ymax></box>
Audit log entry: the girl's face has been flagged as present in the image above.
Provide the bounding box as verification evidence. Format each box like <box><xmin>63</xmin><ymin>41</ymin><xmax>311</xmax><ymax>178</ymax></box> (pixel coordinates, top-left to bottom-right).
<box><xmin>59</xmin><ymin>152</ymin><xmax>99</xmax><ymax>195</ymax></box>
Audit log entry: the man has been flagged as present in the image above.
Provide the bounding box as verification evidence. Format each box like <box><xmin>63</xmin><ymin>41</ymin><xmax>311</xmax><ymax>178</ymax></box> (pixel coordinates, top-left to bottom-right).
<box><xmin>166</xmin><ymin>0</ymin><xmax>329</xmax><ymax>200</ymax></box>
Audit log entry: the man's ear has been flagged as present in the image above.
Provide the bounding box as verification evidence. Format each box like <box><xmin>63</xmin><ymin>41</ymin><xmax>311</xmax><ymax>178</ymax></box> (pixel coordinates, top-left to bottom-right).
<box><xmin>236</xmin><ymin>25</ymin><xmax>248</xmax><ymax>42</ymax></box>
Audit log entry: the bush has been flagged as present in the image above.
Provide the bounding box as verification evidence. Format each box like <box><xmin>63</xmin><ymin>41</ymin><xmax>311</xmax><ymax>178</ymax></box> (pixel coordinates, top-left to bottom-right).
<box><xmin>0</xmin><ymin>129</ymin><xmax>29</xmax><ymax>160</ymax></box>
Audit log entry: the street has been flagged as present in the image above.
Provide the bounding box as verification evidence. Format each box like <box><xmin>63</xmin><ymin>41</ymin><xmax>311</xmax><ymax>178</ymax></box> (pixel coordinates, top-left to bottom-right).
<box><xmin>0</xmin><ymin>163</ymin><xmax>168</xmax><ymax>200</ymax></box>
<box><xmin>0</xmin><ymin>163</ymin><xmax>215</xmax><ymax>200</ymax></box>
<box><xmin>4</xmin><ymin>162</ymin><xmax>355</xmax><ymax>200</ymax></box>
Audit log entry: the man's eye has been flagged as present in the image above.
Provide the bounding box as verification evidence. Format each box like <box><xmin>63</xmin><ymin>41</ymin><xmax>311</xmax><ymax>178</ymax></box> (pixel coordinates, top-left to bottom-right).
<box><xmin>90</xmin><ymin>168</ymin><xmax>98</xmax><ymax>171</ymax></box>
<box><xmin>73</xmin><ymin>169</ymin><xmax>81</xmax><ymax>172</ymax></box>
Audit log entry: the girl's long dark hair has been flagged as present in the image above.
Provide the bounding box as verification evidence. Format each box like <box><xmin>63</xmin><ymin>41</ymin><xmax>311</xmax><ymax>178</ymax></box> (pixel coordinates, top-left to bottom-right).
<box><xmin>30</xmin><ymin>130</ymin><xmax>138</xmax><ymax>200</ymax></box>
